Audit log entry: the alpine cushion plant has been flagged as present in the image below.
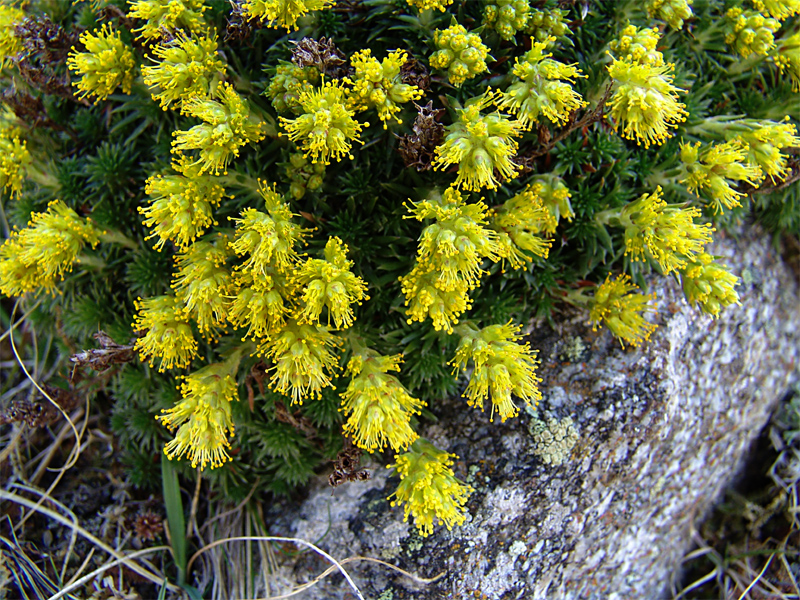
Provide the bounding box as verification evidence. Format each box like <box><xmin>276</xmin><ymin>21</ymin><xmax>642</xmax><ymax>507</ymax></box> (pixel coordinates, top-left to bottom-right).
<box><xmin>1</xmin><ymin>0</ymin><xmax>799</xmax><ymax>542</ymax></box>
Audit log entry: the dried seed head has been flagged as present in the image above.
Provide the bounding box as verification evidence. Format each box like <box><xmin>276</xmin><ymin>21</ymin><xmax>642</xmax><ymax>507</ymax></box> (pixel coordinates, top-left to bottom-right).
<box><xmin>397</xmin><ymin>101</ymin><xmax>446</xmax><ymax>172</ymax></box>
<box><xmin>291</xmin><ymin>36</ymin><xmax>348</xmax><ymax>79</ymax></box>
<box><xmin>133</xmin><ymin>511</ymin><xmax>163</xmax><ymax>541</ymax></box>
<box><xmin>400</xmin><ymin>57</ymin><xmax>431</xmax><ymax>92</ymax></box>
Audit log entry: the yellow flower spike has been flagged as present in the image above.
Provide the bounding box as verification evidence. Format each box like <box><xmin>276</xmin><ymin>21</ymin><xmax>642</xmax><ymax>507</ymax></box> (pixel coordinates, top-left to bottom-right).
<box><xmin>589</xmin><ymin>274</ymin><xmax>657</xmax><ymax>348</ymax></box>
<box><xmin>406</xmin><ymin>187</ymin><xmax>502</xmax><ymax>292</ymax></box>
<box><xmin>229</xmin><ymin>181</ymin><xmax>306</xmax><ymax>277</ymax></box>
<box><xmin>433</xmin><ymin>90</ymin><xmax>522</xmax><ymax>191</ymax></box>
<box><xmin>258</xmin><ymin>319</ymin><xmax>342</xmax><ymax>404</ymax></box>
<box><xmin>450</xmin><ymin>321</ymin><xmax>542</xmax><ymax>423</ymax></box>
<box><xmin>66</xmin><ymin>25</ymin><xmax>135</xmax><ymax>103</ymax></box>
<box><xmin>429</xmin><ymin>23</ymin><xmax>491</xmax><ymax>87</ymax></box>
<box><xmin>346</xmin><ymin>49</ymin><xmax>423</xmax><ymax>128</ymax></box>
<box><xmin>340</xmin><ymin>351</ymin><xmax>425</xmax><ymax>452</ymax></box>
<box><xmin>607</xmin><ymin>56</ymin><xmax>688</xmax><ymax>149</ymax></box>
<box><xmin>773</xmin><ymin>33</ymin><xmax>800</xmax><ymax>91</ymax></box>
<box><xmin>127</xmin><ymin>0</ymin><xmax>208</xmax><ymax>40</ymax></box>
<box><xmin>242</xmin><ymin>0</ymin><xmax>334</xmax><ymax>31</ymax></box>
<box><xmin>172</xmin><ymin>82</ymin><xmax>266</xmax><ymax>175</ymax></box>
<box><xmin>732</xmin><ymin>118</ymin><xmax>800</xmax><ymax>183</ymax></box>
<box><xmin>490</xmin><ymin>186</ymin><xmax>553</xmax><ymax>270</ymax></box>
<box><xmin>139</xmin><ymin>157</ymin><xmax>227</xmax><ymax>251</ymax></box>
<box><xmin>388</xmin><ymin>439</ymin><xmax>473</xmax><ymax>537</ymax></box>
<box><xmin>0</xmin><ymin>129</ymin><xmax>31</xmax><ymax>198</ymax></box>
<box><xmin>227</xmin><ymin>270</ymin><xmax>290</xmax><ymax>341</ymax></box>
<box><xmin>280</xmin><ymin>80</ymin><xmax>365</xmax><ymax>165</ymax></box>
<box><xmin>142</xmin><ymin>32</ymin><xmax>225</xmax><ymax>111</ymax></box>
<box><xmin>644</xmin><ymin>0</ymin><xmax>693</xmax><ymax>30</ymax></box>
<box><xmin>132</xmin><ymin>295</ymin><xmax>199</xmax><ymax>371</ymax></box>
<box><xmin>724</xmin><ymin>7</ymin><xmax>781</xmax><ymax>58</ymax></box>
<box><xmin>406</xmin><ymin>0</ymin><xmax>453</xmax><ymax>11</ymax></box>
<box><xmin>753</xmin><ymin>0</ymin><xmax>800</xmax><ymax>21</ymax></box>
<box><xmin>528</xmin><ymin>174</ymin><xmax>573</xmax><ymax>233</ymax></box>
<box><xmin>680</xmin><ymin>140</ymin><xmax>763</xmax><ymax>214</ymax></box>
<box><xmin>400</xmin><ymin>264</ymin><xmax>472</xmax><ymax>333</ymax></box>
<box><xmin>157</xmin><ymin>352</ymin><xmax>241</xmax><ymax>470</ymax></box>
<box><xmin>608</xmin><ymin>25</ymin><xmax>664</xmax><ymax>67</ymax></box>
<box><xmin>268</xmin><ymin>61</ymin><xmax>320</xmax><ymax>115</ymax></box>
<box><xmin>0</xmin><ymin>200</ymin><xmax>100</xmax><ymax>297</ymax></box>
<box><xmin>172</xmin><ymin>238</ymin><xmax>234</xmax><ymax>336</ymax></box>
<box><xmin>680</xmin><ymin>253</ymin><xmax>740</xmax><ymax>318</ymax></box>
<box><xmin>620</xmin><ymin>186</ymin><xmax>714</xmax><ymax>275</ymax></box>
<box><xmin>496</xmin><ymin>37</ymin><xmax>587</xmax><ymax>129</ymax></box>
<box><xmin>0</xmin><ymin>4</ymin><xmax>25</xmax><ymax>66</ymax></box>
<box><xmin>482</xmin><ymin>0</ymin><xmax>530</xmax><ymax>41</ymax></box>
<box><xmin>294</xmin><ymin>237</ymin><xmax>369</xmax><ymax>329</ymax></box>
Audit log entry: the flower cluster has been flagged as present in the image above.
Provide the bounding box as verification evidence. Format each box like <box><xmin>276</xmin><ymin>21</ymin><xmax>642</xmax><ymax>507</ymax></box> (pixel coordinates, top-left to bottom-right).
<box><xmin>132</xmin><ymin>295</ymin><xmax>198</xmax><ymax>371</ymax></box>
<box><xmin>66</xmin><ymin>25</ymin><xmax>135</xmax><ymax>102</ymax></box>
<box><xmin>724</xmin><ymin>8</ymin><xmax>780</xmax><ymax>58</ymax></box>
<box><xmin>531</xmin><ymin>174</ymin><xmax>573</xmax><ymax>233</ymax></box>
<box><xmin>242</xmin><ymin>0</ymin><xmax>334</xmax><ymax>31</ymax></box>
<box><xmin>433</xmin><ymin>90</ymin><xmax>521</xmax><ymax>191</ymax></box>
<box><xmin>142</xmin><ymin>33</ymin><xmax>225</xmax><ymax>111</ymax></box>
<box><xmin>285</xmin><ymin>151</ymin><xmax>326</xmax><ymax>199</ymax></box>
<box><xmin>497</xmin><ymin>38</ymin><xmax>586</xmax><ymax>129</ymax></box>
<box><xmin>490</xmin><ymin>185</ymin><xmax>554</xmax><ymax>269</ymax></box>
<box><xmin>0</xmin><ymin>4</ymin><xmax>24</xmax><ymax>66</ymax></box>
<box><xmin>268</xmin><ymin>61</ymin><xmax>320</xmax><ymax>114</ymax></box>
<box><xmin>429</xmin><ymin>23</ymin><xmax>491</xmax><ymax>87</ymax></box>
<box><xmin>730</xmin><ymin>119</ymin><xmax>800</xmax><ymax>183</ymax></box>
<box><xmin>482</xmin><ymin>0</ymin><xmax>530</xmax><ymax>41</ymax></box>
<box><xmin>280</xmin><ymin>80</ymin><xmax>365</xmax><ymax>164</ymax></box>
<box><xmin>523</xmin><ymin>7</ymin><xmax>569</xmax><ymax>41</ymax></box>
<box><xmin>400</xmin><ymin>187</ymin><xmax>500</xmax><ymax>331</ymax></box>
<box><xmin>451</xmin><ymin>321</ymin><xmax>542</xmax><ymax>422</ymax></box>
<box><xmin>0</xmin><ymin>200</ymin><xmax>101</xmax><ymax>296</ymax></box>
<box><xmin>157</xmin><ymin>352</ymin><xmax>241</xmax><ymax>469</ymax></box>
<box><xmin>0</xmin><ymin>125</ymin><xmax>31</xmax><ymax>198</ymax></box>
<box><xmin>127</xmin><ymin>0</ymin><xmax>208</xmax><ymax>40</ymax></box>
<box><xmin>589</xmin><ymin>274</ymin><xmax>657</xmax><ymax>348</ymax></box>
<box><xmin>388</xmin><ymin>439</ymin><xmax>473</xmax><ymax>537</ymax></box>
<box><xmin>773</xmin><ymin>32</ymin><xmax>800</xmax><ymax>90</ymax></box>
<box><xmin>172</xmin><ymin>82</ymin><xmax>266</xmax><ymax>175</ymax></box>
<box><xmin>227</xmin><ymin>270</ymin><xmax>290</xmax><ymax>342</ymax></box>
<box><xmin>139</xmin><ymin>158</ymin><xmax>228</xmax><ymax>251</ymax></box>
<box><xmin>753</xmin><ymin>0</ymin><xmax>800</xmax><ymax>20</ymax></box>
<box><xmin>679</xmin><ymin>253</ymin><xmax>740</xmax><ymax>318</ymax></box>
<box><xmin>617</xmin><ymin>186</ymin><xmax>714</xmax><ymax>274</ymax></box>
<box><xmin>347</xmin><ymin>49</ymin><xmax>423</xmax><ymax>127</ymax></box>
<box><xmin>406</xmin><ymin>0</ymin><xmax>452</xmax><ymax>12</ymax></box>
<box><xmin>340</xmin><ymin>351</ymin><xmax>425</xmax><ymax>452</ymax></box>
<box><xmin>644</xmin><ymin>0</ymin><xmax>693</xmax><ymax>29</ymax></box>
<box><xmin>680</xmin><ymin>140</ymin><xmax>763</xmax><ymax>213</ymax></box>
<box><xmin>607</xmin><ymin>25</ymin><xmax>664</xmax><ymax>67</ymax></box>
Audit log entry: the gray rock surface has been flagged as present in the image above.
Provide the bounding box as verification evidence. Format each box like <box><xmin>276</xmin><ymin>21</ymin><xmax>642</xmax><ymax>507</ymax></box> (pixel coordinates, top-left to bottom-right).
<box><xmin>264</xmin><ymin>226</ymin><xmax>800</xmax><ymax>599</ymax></box>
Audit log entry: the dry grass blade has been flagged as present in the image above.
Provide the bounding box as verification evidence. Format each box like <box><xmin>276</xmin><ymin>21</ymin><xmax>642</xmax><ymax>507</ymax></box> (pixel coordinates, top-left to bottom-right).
<box><xmin>0</xmin><ymin>534</ymin><xmax>65</xmax><ymax>600</ymax></box>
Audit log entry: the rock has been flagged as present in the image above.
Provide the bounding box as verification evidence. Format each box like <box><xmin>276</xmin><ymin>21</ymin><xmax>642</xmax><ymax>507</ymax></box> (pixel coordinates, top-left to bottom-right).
<box><xmin>263</xmin><ymin>226</ymin><xmax>800</xmax><ymax>599</ymax></box>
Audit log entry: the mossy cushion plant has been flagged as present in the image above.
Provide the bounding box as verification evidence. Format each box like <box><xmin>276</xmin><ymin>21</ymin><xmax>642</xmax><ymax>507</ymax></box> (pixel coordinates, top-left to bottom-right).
<box><xmin>1</xmin><ymin>0</ymin><xmax>799</xmax><ymax>539</ymax></box>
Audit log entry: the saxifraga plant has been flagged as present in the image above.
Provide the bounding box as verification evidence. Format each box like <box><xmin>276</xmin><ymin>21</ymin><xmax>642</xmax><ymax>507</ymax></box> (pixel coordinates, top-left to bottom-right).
<box><xmin>1</xmin><ymin>0</ymin><xmax>799</xmax><ymax>538</ymax></box>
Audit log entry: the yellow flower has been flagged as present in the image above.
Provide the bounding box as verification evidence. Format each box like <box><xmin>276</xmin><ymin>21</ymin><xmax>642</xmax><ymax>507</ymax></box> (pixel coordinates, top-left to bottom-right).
<box><xmin>406</xmin><ymin>0</ymin><xmax>452</xmax><ymax>11</ymax></box>
<box><xmin>724</xmin><ymin>7</ymin><xmax>780</xmax><ymax>58</ymax></box>
<box><xmin>388</xmin><ymin>439</ymin><xmax>473</xmax><ymax>537</ymax></box>
<box><xmin>340</xmin><ymin>351</ymin><xmax>425</xmax><ymax>452</ymax></box>
<box><xmin>294</xmin><ymin>237</ymin><xmax>369</xmax><ymax>329</ymax></box>
<box><xmin>132</xmin><ymin>295</ymin><xmax>199</xmax><ymax>371</ymax></box>
<box><xmin>157</xmin><ymin>352</ymin><xmax>241</xmax><ymax>470</ymax></box>
<box><xmin>733</xmin><ymin>118</ymin><xmax>800</xmax><ymax>183</ymax></box>
<box><xmin>497</xmin><ymin>37</ymin><xmax>586</xmax><ymax>129</ymax></box>
<box><xmin>142</xmin><ymin>32</ymin><xmax>225</xmax><ymax>111</ymax></box>
<box><xmin>0</xmin><ymin>5</ymin><xmax>25</xmax><ymax>66</ymax></box>
<box><xmin>346</xmin><ymin>49</ymin><xmax>423</xmax><ymax>127</ymax></box>
<box><xmin>139</xmin><ymin>157</ymin><xmax>227</xmax><ymax>251</ymax></box>
<box><xmin>242</xmin><ymin>0</ymin><xmax>334</xmax><ymax>31</ymax></box>
<box><xmin>172</xmin><ymin>82</ymin><xmax>266</xmax><ymax>175</ymax></box>
<box><xmin>429</xmin><ymin>23</ymin><xmax>491</xmax><ymax>87</ymax></box>
<box><xmin>607</xmin><ymin>57</ymin><xmax>688</xmax><ymax>148</ymax></box>
<box><xmin>227</xmin><ymin>270</ymin><xmax>289</xmax><ymax>341</ymax></box>
<box><xmin>620</xmin><ymin>186</ymin><xmax>714</xmax><ymax>274</ymax></box>
<box><xmin>772</xmin><ymin>32</ymin><xmax>800</xmax><ymax>90</ymax></box>
<box><xmin>644</xmin><ymin>0</ymin><xmax>693</xmax><ymax>30</ymax></box>
<box><xmin>529</xmin><ymin>174</ymin><xmax>572</xmax><ymax>233</ymax></box>
<box><xmin>490</xmin><ymin>185</ymin><xmax>553</xmax><ymax>270</ymax></box>
<box><xmin>399</xmin><ymin>263</ymin><xmax>472</xmax><ymax>333</ymax></box>
<box><xmin>268</xmin><ymin>61</ymin><xmax>319</xmax><ymax>115</ymax></box>
<box><xmin>680</xmin><ymin>140</ymin><xmax>763</xmax><ymax>213</ymax></box>
<box><xmin>0</xmin><ymin>200</ymin><xmax>100</xmax><ymax>296</ymax></box>
<box><xmin>450</xmin><ymin>321</ymin><xmax>542</xmax><ymax>422</ymax></box>
<box><xmin>0</xmin><ymin>128</ymin><xmax>31</xmax><ymax>198</ymax></box>
<box><xmin>229</xmin><ymin>181</ymin><xmax>306</xmax><ymax>277</ymax></box>
<box><xmin>608</xmin><ymin>24</ymin><xmax>664</xmax><ymax>67</ymax></box>
<box><xmin>127</xmin><ymin>0</ymin><xmax>208</xmax><ymax>40</ymax></box>
<box><xmin>680</xmin><ymin>252</ymin><xmax>740</xmax><ymax>318</ymax></box>
<box><xmin>433</xmin><ymin>90</ymin><xmax>521</xmax><ymax>191</ymax></box>
<box><xmin>753</xmin><ymin>0</ymin><xmax>800</xmax><ymax>20</ymax></box>
<box><xmin>523</xmin><ymin>7</ymin><xmax>569</xmax><ymax>41</ymax></box>
<box><xmin>172</xmin><ymin>238</ymin><xmax>233</xmax><ymax>336</ymax></box>
<box><xmin>589</xmin><ymin>274</ymin><xmax>657</xmax><ymax>347</ymax></box>
<box><xmin>259</xmin><ymin>319</ymin><xmax>342</xmax><ymax>404</ymax></box>
<box><xmin>482</xmin><ymin>0</ymin><xmax>530</xmax><ymax>41</ymax></box>
<box><xmin>280</xmin><ymin>80</ymin><xmax>366</xmax><ymax>165</ymax></box>
<box><xmin>66</xmin><ymin>25</ymin><xmax>135</xmax><ymax>103</ymax></box>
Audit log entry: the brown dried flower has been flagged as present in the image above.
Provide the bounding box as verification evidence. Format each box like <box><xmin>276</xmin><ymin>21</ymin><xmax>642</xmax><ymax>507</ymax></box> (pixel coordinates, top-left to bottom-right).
<box><xmin>397</xmin><ymin>101</ymin><xmax>446</xmax><ymax>172</ymax></box>
<box><xmin>400</xmin><ymin>57</ymin><xmax>430</xmax><ymax>92</ymax></box>
<box><xmin>291</xmin><ymin>37</ymin><xmax>349</xmax><ymax>79</ymax></box>
<box><xmin>132</xmin><ymin>510</ymin><xmax>163</xmax><ymax>541</ymax></box>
